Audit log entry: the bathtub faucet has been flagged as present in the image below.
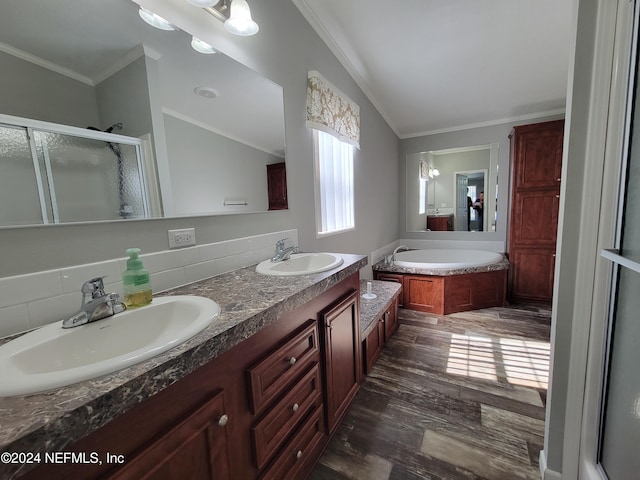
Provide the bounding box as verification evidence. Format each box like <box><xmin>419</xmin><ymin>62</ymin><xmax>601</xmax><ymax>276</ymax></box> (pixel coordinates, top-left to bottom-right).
<box><xmin>391</xmin><ymin>245</ymin><xmax>410</xmax><ymax>262</ymax></box>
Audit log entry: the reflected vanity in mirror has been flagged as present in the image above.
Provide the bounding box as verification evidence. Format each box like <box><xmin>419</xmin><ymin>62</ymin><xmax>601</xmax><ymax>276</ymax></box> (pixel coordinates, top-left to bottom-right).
<box><xmin>406</xmin><ymin>144</ymin><xmax>499</xmax><ymax>233</ymax></box>
<box><xmin>0</xmin><ymin>0</ymin><xmax>286</xmax><ymax>227</ymax></box>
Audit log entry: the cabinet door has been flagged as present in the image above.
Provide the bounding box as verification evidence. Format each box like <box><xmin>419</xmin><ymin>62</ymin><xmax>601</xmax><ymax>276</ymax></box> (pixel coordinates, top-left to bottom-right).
<box><xmin>364</xmin><ymin>316</ymin><xmax>385</xmax><ymax>374</ymax></box>
<box><xmin>107</xmin><ymin>390</ymin><xmax>230</xmax><ymax>480</ymax></box>
<box><xmin>384</xmin><ymin>297</ymin><xmax>399</xmax><ymax>340</ymax></box>
<box><xmin>404</xmin><ymin>275</ymin><xmax>444</xmax><ymax>314</ymax></box>
<box><xmin>320</xmin><ymin>289</ymin><xmax>361</xmax><ymax>433</ymax></box>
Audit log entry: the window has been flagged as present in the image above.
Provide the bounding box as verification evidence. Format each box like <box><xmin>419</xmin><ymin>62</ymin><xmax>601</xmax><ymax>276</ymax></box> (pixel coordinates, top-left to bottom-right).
<box><xmin>313</xmin><ymin>129</ymin><xmax>354</xmax><ymax>235</ymax></box>
<box><xmin>419</xmin><ymin>179</ymin><xmax>427</xmax><ymax>215</ymax></box>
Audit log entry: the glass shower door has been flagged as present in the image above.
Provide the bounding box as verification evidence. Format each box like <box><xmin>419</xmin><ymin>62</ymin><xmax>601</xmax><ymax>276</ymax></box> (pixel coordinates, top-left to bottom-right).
<box><xmin>0</xmin><ymin>124</ymin><xmax>47</xmax><ymax>225</ymax></box>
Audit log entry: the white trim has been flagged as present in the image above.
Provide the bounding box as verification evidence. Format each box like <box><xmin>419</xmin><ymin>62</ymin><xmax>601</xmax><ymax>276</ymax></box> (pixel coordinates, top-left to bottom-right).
<box><xmin>431</xmin><ymin>144</ymin><xmax>491</xmax><ymax>156</ymax></box>
<box><xmin>0</xmin><ymin>113</ymin><xmax>142</xmax><ymax>146</ymax></box>
<box><xmin>0</xmin><ymin>41</ymin><xmax>94</xmax><ymax>86</ymax></box>
<box><xmin>540</xmin><ymin>450</ymin><xmax>563</xmax><ymax>480</ymax></box>
<box><xmin>92</xmin><ymin>44</ymin><xmax>162</xmax><ymax>86</ymax></box>
<box><xmin>162</xmin><ymin>108</ymin><xmax>284</xmax><ymax>158</ymax></box>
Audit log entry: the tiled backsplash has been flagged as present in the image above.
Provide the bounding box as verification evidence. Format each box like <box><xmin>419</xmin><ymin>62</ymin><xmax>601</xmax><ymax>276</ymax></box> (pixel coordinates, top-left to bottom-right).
<box><xmin>0</xmin><ymin>229</ymin><xmax>298</xmax><ymax>338</ymax></box>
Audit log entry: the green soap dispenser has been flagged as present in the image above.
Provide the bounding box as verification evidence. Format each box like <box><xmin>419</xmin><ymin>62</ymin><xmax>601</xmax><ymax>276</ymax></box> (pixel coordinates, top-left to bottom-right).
<box><xmin>123</xmin><ymin>248</ymin><xmax>152</xmax><ymax>307</ymax></box>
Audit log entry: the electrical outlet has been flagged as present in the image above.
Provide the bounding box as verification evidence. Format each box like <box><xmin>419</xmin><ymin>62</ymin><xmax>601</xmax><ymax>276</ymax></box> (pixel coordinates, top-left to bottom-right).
<box><xmin>168</xmin><ymin>228</ymin><xmax>196</xmax><ymax>249</ymax></box>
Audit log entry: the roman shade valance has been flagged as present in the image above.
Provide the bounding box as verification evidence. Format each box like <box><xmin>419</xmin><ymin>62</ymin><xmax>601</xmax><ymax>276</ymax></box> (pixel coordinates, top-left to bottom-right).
<box><xmin>306</xmin><ymin>70</ymin><xmax>360</xmax><ymax>149</ymax></box>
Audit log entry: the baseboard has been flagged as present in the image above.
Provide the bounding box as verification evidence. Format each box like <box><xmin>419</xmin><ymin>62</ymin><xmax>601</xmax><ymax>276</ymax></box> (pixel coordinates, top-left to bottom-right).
<box><xmin>539</xmin><ymin>450</ymin><xmax>563</xmax><ymax>480</ymax></box>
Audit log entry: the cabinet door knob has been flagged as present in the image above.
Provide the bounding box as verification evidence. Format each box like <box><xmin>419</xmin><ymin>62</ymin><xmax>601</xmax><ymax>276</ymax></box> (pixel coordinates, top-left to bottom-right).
<box><xmin>292</xmin><ymin>403</ymin><xmax>299</xmax><ymax>412</ymax></box>
<box><xmin>218</xmin><ymin>414</ymin><xmax>229</xmax><ymax>427</ymax></box>
<box><xmin>289</xmin><ymin>357</ymin><xmax>297</xmax><ymax>366</ymax></box>
<box><xmin>296</xmin><ymin>450</ymin><xmax>303</xmax><ymax>460</ymax></box>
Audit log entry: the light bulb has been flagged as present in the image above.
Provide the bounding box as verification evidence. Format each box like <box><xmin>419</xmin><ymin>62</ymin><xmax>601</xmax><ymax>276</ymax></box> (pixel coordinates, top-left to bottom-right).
<box><xmin>138</xmin><ymin>7</ymin><xmax>177</xmax><ymax>31</ymax></box>
<box><xmin>191</xmin><ymin>37</ymin><xmax>217</xmax><ymax>54</ymax></box>
<box><xmin>224</xmin><ymin>0</ymin><xmax>259</xmax><ymax>36</ymax></box>
<box><xmin>185</xmin><ymin>0</ymin><xmax>220</xmax><ymax>7</ymax></box>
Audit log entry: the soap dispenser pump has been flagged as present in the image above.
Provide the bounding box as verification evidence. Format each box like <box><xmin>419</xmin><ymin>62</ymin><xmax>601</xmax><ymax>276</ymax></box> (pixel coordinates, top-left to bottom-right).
<box><xmin>123</xmin><ymin>248</ymin><xmax>152</xmax><ymax>307</ymax></box>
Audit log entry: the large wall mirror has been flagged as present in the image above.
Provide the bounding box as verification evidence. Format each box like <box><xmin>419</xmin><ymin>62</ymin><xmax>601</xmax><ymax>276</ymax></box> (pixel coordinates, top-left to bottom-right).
<box><xmin>406</xmin><ymin>144</ymin><xmax>499</xmax><ymax>233</ymax></box>
<box><xmin>0</xmin><ymin>0</ymin><xmax>286</xmax><ymax>227</ymax></box>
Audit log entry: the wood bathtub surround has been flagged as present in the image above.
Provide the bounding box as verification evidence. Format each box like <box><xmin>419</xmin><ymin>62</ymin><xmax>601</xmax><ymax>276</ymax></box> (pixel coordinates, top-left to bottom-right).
<box><xmin>0</xmin><ymin>254</ymin><xmax>367</xmax><ymax>480</ymax></box>
<box><xmin>373</xmin><ymin>260</ymin><xmax>508</xmax><ymax>315</ymax></box>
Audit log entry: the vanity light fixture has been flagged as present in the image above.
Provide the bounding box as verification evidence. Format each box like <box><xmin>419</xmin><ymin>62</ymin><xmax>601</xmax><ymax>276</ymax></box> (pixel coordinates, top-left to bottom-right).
<box><xmin>138</xmin><ymin>7</ymin><xmax>177</xmax><ymax>31</ymax></box>
<box><xmin>428</xmin><ymin>166</ymin><xmax>440</xmax><ymax>179</ymax></box>
<box><xmin>201</xmin><ymin>0</ymin><xmax>259</xmax><ymax>37</ymax></box>
<box><xmin>191</xmin><ymin>37</ymin><xmax>217</xmax><ymax>54</ymax></box>
<box><xmin>224</xmin><ymin>0</ymin><xmax>259</xmax><ymax>36</ymax></box>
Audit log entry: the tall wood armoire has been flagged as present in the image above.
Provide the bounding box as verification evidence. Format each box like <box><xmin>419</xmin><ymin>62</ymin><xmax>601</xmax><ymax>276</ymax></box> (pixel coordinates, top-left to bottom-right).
<box><xmin>508</xmin><ymin>120</ymin><xmax>565</xmax><ymax>304</ymax></box>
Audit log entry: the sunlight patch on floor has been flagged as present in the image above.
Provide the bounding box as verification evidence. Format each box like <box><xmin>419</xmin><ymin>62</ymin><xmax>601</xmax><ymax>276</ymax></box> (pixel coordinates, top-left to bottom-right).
<box><xmin>446</xmin><ymin>334</ymin><xmax>498</xmax><ymax>381</ymax></box>
<box><xmin>445</xmin><ymin>334</ymin><xmax>550</xmax><ymax>388</ymax></box>
<box><xmin>499</xmin><ymin>338</ymin><xmax>549</xmax><ymax>389</ymax></box>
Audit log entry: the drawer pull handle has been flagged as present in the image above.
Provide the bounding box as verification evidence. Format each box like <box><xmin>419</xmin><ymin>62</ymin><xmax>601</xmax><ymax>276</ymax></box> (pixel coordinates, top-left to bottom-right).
<box><xmin>218</xmin><ymin>414</ymin><xmax>229</xmax><ymax>427</ymax></box>
<box><xmin>296</xmin><ymin>450</ymin><xmax>303</xmax><ymax>460</ymax></box>
<box><xmin>292</xmin><ymin>403</ymin><xmax>299</xmax><ymax>412</ymax></box>
<box><xmin>289</xmin><ymin>357</ymin><xmax>297</xmax><ymax>366</ymax></box>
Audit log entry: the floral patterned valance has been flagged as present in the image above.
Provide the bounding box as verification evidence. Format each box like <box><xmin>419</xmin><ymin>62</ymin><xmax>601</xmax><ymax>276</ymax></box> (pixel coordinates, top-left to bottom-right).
<box><xmin>306</xmin><ymin>70</ymin><xmax>360</xmax><ymax>149</ymax></box>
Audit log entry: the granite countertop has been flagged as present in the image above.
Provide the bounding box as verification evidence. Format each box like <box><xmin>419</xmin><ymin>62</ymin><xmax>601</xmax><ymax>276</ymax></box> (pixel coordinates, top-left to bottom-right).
<box><xmin>0</xmin><ymin>253</ymin><xmax>367</xmax><ymax>478</ymax></box>
<box><xmin>372</xmin><ymin>256</ymin><xmax>509</xmax><ymax>277</ymax></box>
<box><xmin>358</xmin><ymin>280</ymin><xmax>402</xmax><ymax>339</ymax></box>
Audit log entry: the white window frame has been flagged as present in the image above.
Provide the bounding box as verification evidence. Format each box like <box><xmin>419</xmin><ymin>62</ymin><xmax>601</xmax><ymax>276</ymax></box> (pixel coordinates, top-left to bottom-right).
<box><xmin>312</xmin><ymin>129</ymin><xmax>355</xmax><ymax>237</ymax></box>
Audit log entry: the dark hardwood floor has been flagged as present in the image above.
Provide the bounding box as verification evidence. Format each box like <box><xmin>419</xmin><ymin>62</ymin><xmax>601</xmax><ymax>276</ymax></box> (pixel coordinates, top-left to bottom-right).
<box><xmin>310</xmin><ymin>304</ymin><xmax>551</xmax><ymax>480</ymax></box>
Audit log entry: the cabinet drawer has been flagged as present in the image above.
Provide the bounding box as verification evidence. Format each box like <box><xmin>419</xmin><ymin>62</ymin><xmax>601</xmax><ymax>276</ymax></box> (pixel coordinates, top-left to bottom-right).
<box><xmin>248</xmin><ymin>320</ymin><xmax>320</xmax><ymax>414</ymax></box>
<box><xmin>252</xmin><ymin>364</ymin><xmax>322</xmax><ymax>470</ymax></box>
<box><xmin>259</xmin><ymin>406</ymin><xmax>325</xmax><ymax>480</ymax></box>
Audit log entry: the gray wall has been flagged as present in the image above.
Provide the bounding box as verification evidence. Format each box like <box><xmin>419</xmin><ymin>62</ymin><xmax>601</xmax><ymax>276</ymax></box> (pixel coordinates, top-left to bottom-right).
<box><xmin>0</xmin><ymin>51</ymin><xmax>100</xmax><ymax>128</ymax></box>
<box><xmin>163</xmin><ymin>113</ymin><xmax>280</xmax><ymax>215</ymax></box>
<box><xmin>0</xmin><ymin>0</ymin><xmax>400</xmax><ymax>277</ymax></box>
<box><xmin>95</xmin><ymin>55</ymin><xmax>154</xmax><ymax>139</ymax></box>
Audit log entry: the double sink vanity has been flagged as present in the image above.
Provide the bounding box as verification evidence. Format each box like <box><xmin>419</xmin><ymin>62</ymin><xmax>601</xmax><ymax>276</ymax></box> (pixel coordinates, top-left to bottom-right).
<box><xmin>0</xmin><ymin>250</ymin><xmax>405</xmax><ymax>480</ymax></box>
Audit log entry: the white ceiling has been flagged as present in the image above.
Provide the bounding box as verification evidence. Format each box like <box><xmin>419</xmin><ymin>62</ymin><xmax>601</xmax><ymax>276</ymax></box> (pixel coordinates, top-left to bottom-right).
<box><xmin>293</xmin><ymin>0</ymin><xmax>574</xmax><ymax>138</ymax></box>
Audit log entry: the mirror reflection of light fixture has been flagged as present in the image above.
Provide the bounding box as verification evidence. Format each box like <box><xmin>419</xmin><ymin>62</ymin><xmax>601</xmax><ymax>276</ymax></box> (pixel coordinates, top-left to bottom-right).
<box><xmin>191</xmin><ymin>36</ymin><xmax>217</xmax><ymax>54</ymax></box>
<box><xmin>428</xmin><ymin>166</ymin><xmax>440</xmax><ymax>179</ymax></box>
<box><xmin>138</xmin><ymin>7</ymin><xmax>177</xmax><ymax>31</ymax></box>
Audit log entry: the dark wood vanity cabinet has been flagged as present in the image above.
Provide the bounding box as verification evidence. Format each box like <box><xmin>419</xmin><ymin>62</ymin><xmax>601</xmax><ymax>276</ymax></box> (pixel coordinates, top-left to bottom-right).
<box><xmin>267</xmin><ymin>162</ymin><xmax>288</xmax><ymax>210</ymax></box>
<box><xmin>319</xmin><ymin>289</ymin><xmax>361</xmax><ymax>434</ymax></box>
<box><xmin>20</xmin><ymin>273</ymin><xmax>361</xmax><ymax>480</ymax></box>
<box><xmin>107</xmin><ymin>390</ymin><xmax>231</xmax><ymax>480</ymax></box>
<box><xmin>363</xmin><ymin>296</ymin><xmax>399</xmax><ymax>374</ymax></box>
<box><xmin>427</xmin><ymin>214</ymin><xmax>453</xmax><ymax>231</ymax></box>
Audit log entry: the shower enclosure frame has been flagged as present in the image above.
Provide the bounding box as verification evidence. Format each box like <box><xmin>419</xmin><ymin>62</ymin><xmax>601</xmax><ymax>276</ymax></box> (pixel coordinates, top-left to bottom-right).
<box><xmin>0</xmin><ymin>113</ymin><xmax>150</xmax><ymax>224</ymax></box>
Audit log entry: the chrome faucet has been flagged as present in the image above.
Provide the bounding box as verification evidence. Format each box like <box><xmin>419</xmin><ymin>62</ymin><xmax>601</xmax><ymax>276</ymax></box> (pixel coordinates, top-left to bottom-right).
<box><xmin>62</xmin><ymin>277</ymin><xmax>126</xmax><ymax>329</ymax></box>
<box><xmin>271</xmin><ymin>238</ymin><xmax>298</xmax><ymax>262</ymax></box>
<box><xmin>391</xmin><ymin>245</ymin><xmax>410</xmax><ymax>262</ymax></box>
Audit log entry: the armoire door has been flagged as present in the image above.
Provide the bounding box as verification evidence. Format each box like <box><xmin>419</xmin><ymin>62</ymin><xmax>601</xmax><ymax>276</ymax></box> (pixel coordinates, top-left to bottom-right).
<box><xmin>508</xmin><ymin>120</ymin><xmax>565</xmax><ymax>303</ymax></box>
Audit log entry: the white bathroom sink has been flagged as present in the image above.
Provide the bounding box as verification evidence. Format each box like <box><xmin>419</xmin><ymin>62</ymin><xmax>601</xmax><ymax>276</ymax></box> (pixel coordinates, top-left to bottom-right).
<box><xmin>255</xmin><ymin>253</ymin><xmax>344</xmax><ymax>276</ymax></box>
<box><xmin>0</xmin><ymin>295</ymin><xmax>221</xmax><ymax>397</ymax></box>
